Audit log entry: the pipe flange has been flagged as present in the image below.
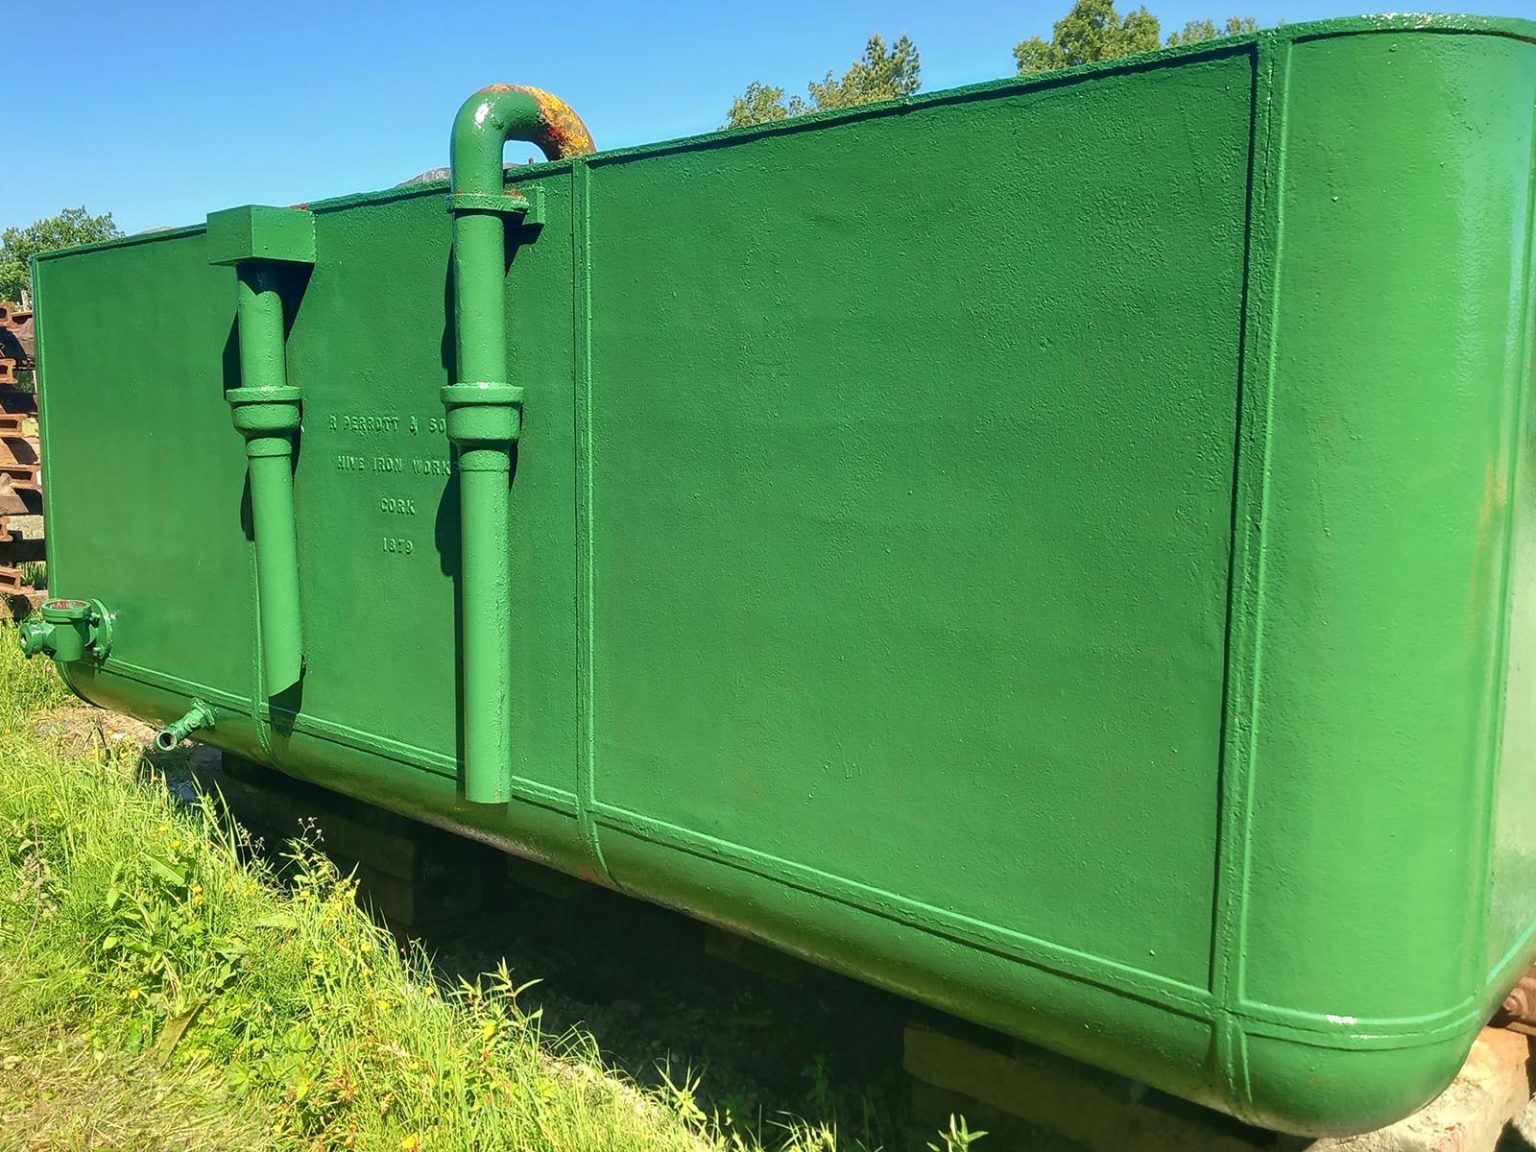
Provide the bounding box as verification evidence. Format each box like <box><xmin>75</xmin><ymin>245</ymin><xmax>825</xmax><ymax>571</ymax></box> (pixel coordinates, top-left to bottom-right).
<box><xmin>226</xmin><ymin>385</ymin><xmax>302</xmax><ymax>438</ymax></box>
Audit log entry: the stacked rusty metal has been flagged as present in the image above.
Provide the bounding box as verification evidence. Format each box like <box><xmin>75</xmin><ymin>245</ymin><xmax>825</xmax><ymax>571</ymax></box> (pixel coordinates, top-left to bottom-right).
<box><xmin>0</xmin><ymin>302</ymin><xmax>44</xmax><ymax>606</ymax></box>
<box><xmin>1496</xmin><ymin>962</ymin><xmax>1536</xmax><ymax>1038</ymax></box>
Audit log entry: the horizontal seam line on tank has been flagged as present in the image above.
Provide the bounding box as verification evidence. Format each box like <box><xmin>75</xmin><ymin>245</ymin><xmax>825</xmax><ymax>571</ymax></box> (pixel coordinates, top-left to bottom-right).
<box><xmin>1488</xmin><ymin>922</ymin><xmax>1536</xmax><ymax>997</ymax></box>
<box><xmin>1231</xmin><ymin>999</ymin><xmax>1491</xmax><ymax>1049</ymax></box>
<box><xmin>1233</xmin><ymin>924</ymin><xmax>1536</xmax><ymax>1048</ymax></box>
<box><xmin>99</xmin><ymin>661</ymin><xmax>250</xmax><ymax>713</ymax></box>
<box><xmin>1286</xmin><ymin>24</ymin><xmax>1536</xmax><ymax>48</ymax></box>
<box><xmin>590</xmin><ymin>801</ymin><xmax>1214</xmax><ymax>1019</ymax></box>
<box><xmin>97</xmin><ymin>661</ymin><xmax>579</xmax><ymax>815</ymax></box>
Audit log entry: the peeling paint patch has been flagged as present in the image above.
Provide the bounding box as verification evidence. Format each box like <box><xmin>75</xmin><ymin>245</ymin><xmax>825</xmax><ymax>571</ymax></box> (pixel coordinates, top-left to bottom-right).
<box><xmin>511</xmin><ymin>84</ymin><xmax>597</xmax><ymax>158</ymax></box>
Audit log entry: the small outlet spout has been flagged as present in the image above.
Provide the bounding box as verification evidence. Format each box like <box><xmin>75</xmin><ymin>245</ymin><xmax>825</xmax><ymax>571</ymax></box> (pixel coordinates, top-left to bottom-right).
<box><xmin>17</xmin><ymin>617</ymin><xmax>51</xmax><ymax>657</ymax></box>
<box><xmin>154</xmin><ymin>699</ymin><xmax>217</xmax><ymax>752</ymax></box>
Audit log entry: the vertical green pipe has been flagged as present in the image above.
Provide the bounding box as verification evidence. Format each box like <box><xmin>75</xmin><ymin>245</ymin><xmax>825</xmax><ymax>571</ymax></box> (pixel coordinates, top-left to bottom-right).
<box><xmin>445</xmin><ymin>85</ymin><xmax>594</xmax><ymax>805</ymax></box>
<box><xmin>207</xmin><ymin>204</ymin><xmax>314</xmax><ymax>702</ymax></box>
<box><xmin>448</xmin><ymin>210</ymin><xmax>517</xmax><ymax>805</ymax></box>
<box><xmin>458</xmin><ymin>444</ymin><xmax>514</xmax><ymax>802</ymax></box>
<box><xmin>246</xmin><ymin>441</ymin><xmax>302</xmax><ymax>694</ymax></box>
<box><xmin>230</xmin><ymin>263</ymin><xmax>304</xmax><ymax>696</ymax></box>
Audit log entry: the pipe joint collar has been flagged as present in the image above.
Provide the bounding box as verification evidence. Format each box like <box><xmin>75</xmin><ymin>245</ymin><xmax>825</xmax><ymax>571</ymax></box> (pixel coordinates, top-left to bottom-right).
<box><xmin>227</xmin><ymin>386</ymin><xmax>302</xmax><ymax>438</ymax></box>
<box><xmin>441</xmin><ymin>382</ymin><xmax>524</xmax><ymax>445</ymax></box>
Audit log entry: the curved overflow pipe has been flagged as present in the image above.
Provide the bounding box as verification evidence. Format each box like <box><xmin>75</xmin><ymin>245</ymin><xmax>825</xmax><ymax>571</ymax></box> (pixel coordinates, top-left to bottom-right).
<box><xmin>445</xmin><ymin>85</ymin><xmax>595</xmax><ymax>804</ymax></box>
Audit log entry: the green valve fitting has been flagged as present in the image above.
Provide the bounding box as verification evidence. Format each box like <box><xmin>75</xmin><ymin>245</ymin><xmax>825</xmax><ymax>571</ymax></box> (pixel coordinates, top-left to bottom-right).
<box><xmin>18</xmin><ymin>598</ymin><xmax>113</xmax><ymax>664</ymax></box>
<box><xmin>153</xmin><ymin>699</ymin><xmax>217</xmax><ymax>752</ymax></box>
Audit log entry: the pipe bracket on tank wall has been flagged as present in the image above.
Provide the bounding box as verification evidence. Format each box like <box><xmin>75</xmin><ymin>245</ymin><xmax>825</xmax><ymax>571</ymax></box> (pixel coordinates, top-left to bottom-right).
<box><xmin>207</xmin><ymin>205</ymin><xmax>316</xmax><ymax>699</ymax></box>
<box><xmin>445</xmin><ymin>85</ymin><xmax>595</xmax><ymax>806</ymax></box>
<box><xmin>444</xmin><ymin>189</ymin><xmax>541</xmax><ymax>222</ymax></box>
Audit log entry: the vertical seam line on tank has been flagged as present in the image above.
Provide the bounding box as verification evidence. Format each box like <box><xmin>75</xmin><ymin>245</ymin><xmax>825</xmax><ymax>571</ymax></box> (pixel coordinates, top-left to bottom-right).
<box><xmin>1474</xmin><ymin>97</ymin><xmax>1536</xmax><ymax>984</ymax></box>
<box><xmin>573</xmin><ymin>159</ymin><xmax>616</xmax><ymax>889</ymax></box>
<box><xmin>1210</xmin><ymin>30</ymin><xmax>1290</xmax><ymax>1113</ymax></box>
<box><xmin>31</xmin><ymin>266</ymin><xmax>56</xmax><ymax>590</ymax></box>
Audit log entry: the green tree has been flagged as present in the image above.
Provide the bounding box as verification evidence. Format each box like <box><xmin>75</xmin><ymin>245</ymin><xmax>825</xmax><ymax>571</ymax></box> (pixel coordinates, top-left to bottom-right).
<box><xmin>0</xmin><ymin>207</ymin><xmax>121</xmax><ymax>303</ymax></box>
<box><xmin>725</xmin><ymin>33</ymin><xmax>921</xmax><ymax>128</ymax></box>
<box><xmin>725</xmin><ymin>81</ymin><xmax>803</xmax><ymax>129</ymax></box>
<box><xmin>1167</xmin><ymin>15</ymin><xmax>1258</xmax><ymax>45</ymax></box>
<box><xmin>1015</xmin><ymin>2</ymin><xmax>1258</xmax><ymax>74</ymax></box>
<box><xmin>807</xmin><ymin>33</ymin><xmax>921</xmax><ymax>112</ymax></box>
<box><xmin>1014</xmin><ymin>0</ymin><xmax>1161</xmax><ymax>74</ymax></box>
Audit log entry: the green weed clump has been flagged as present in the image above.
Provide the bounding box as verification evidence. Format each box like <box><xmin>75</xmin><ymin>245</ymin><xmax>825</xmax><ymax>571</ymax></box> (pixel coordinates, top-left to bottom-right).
<box><xmin>0</xmin><ymin>622</ymin><xmax>68</xmax><ymax>725</ymax></box>
<box><xmin>0</xmin><ymin>628</ymin><xmax>880</xmax><ymax>1152</ymax></box>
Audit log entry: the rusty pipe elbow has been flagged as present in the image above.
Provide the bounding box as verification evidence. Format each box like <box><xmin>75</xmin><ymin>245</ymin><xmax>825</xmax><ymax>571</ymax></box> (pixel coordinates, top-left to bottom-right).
<box><xmin>449</xmin><ymin>84</ymin><xmax>595</xmax><ymax>196</ymax></box>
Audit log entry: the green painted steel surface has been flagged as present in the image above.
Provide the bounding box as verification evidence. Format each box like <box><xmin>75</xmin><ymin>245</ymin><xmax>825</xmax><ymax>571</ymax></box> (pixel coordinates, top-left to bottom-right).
<box><xmin>27</xmin><ymin>15</ymin><xmax>1536</xmax><ymax>1135</ymax></box>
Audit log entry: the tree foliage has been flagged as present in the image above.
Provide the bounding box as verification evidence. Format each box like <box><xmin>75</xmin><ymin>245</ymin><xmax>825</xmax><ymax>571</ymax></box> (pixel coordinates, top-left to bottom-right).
<box><xmin>1014</xmin><ymin>1</ymin><xmax>1257</xmax><ymax>74</ymax></box>
<box><xmin>0</xmin><ymin>207</ymin><xmax>122</xmax><ymax>303</ymax></box>
<box><xmin>725</xmin><ymin>33</ymin><xmax>921</xmax><ymax>129</ymax></box>
<box><xmin>1167</xmin><ymin>15</ymin><xmax>1258</xmax><ymax>45</ymax></box>
<box><xmin>806</xmin><ymin>33</ymin><xmax>921</xmax><ymax>112</ymax></box>
<box><xmin>725</xmin><ymin>81</ymin><xmax>800</xmax><ymax>129</ymax></box>
<box><xmin>1014</xmin><ymin>0</ymin><xmax>1160</xmax><ymax>73</ymax></box>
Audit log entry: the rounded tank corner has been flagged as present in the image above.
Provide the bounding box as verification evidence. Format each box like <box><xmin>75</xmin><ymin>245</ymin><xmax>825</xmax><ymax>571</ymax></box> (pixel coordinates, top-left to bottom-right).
<box><xmin>55</xmin><ymin>661</ymin><xmax>96</xmax><ymax>707</ymax></box>
<box><xmin>1235</xmin><ymin>1029</ymin><xmax>1477</xmax><ymax>1137</ymax></box>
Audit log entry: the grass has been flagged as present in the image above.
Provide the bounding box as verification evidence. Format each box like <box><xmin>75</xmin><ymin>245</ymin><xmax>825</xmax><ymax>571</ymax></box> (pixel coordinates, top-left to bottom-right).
<box><xmin>0</xmin><ymin>627</ymin><xmax>962</xmax><ymax>1152</ymax></box>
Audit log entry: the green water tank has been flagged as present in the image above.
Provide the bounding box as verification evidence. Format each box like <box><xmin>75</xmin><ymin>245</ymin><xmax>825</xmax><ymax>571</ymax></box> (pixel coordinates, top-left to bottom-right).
<box><xmin>26</xmin><ymin>15</ymin><xmax>1536</xmax><ymax>1136</ymax></box>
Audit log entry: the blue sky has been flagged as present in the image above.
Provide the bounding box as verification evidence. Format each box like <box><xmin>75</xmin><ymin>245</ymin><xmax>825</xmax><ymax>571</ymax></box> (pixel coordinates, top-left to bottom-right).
<box><xmin>7</xmin><ymin>0</ymin><xmax>1535</xmax><ymax>234</ymax></box>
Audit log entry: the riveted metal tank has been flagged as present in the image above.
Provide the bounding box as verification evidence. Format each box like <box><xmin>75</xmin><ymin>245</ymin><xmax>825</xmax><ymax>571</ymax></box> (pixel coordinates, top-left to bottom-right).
<box><xmin>26</xmin><ymin>15</ymin><xmax>1536</xmax><ymax>1136</ymax></box>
